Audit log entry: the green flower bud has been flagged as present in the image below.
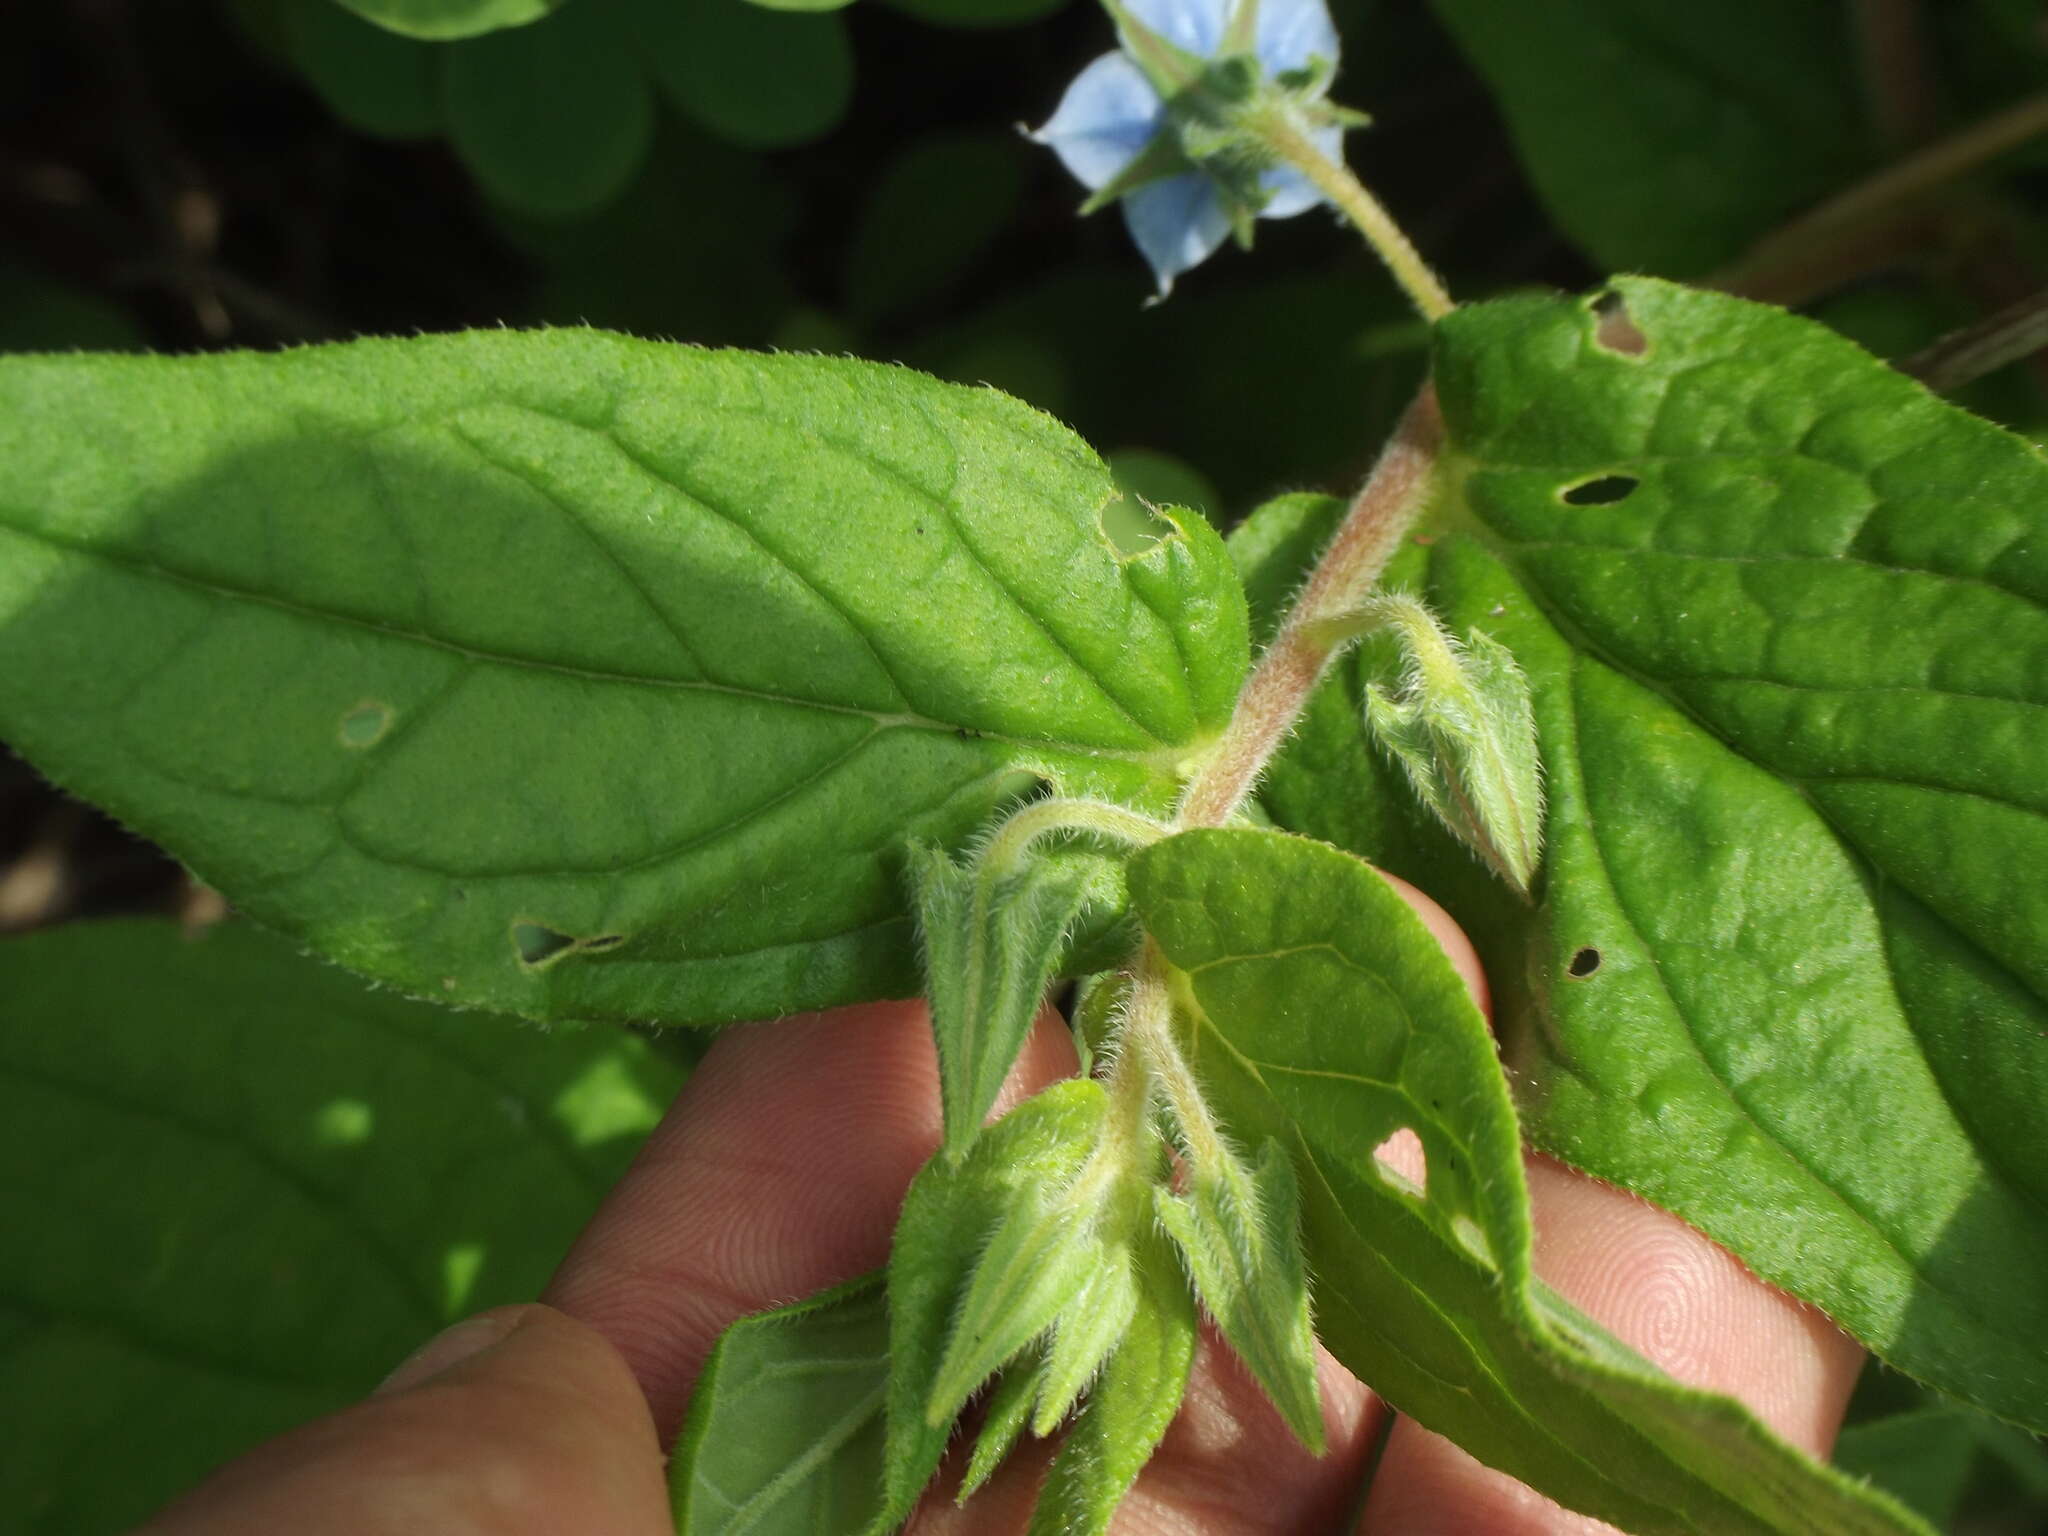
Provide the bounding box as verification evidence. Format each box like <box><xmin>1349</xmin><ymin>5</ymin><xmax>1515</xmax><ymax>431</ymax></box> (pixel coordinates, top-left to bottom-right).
<box><xmin>1362</xmin><ymin>592</ymin><xmax>1546</xmax><ymax>896</ymax></box>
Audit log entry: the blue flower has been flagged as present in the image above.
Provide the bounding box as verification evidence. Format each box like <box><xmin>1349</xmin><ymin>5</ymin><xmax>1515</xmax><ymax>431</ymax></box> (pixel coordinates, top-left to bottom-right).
<box><xmin>1034</xmin><ymin>0</ymin><xmax>1348</xmax><ymax>297</ymax></box>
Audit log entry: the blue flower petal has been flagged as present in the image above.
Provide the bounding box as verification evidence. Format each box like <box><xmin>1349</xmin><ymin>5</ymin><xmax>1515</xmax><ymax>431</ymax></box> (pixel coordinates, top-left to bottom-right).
<box><xmin>1257</xmin><ymin>0</ymin><xmax>1340</xmax><ymax>77</ymax></box>
<box><xmin>1032</xmin><ymin>52</ymin><xmax>1166</xmax><ymax>192</ymax></box>
<box><xmin>1122</xmin><ymin>172</ymin><xmax>1233</xmax><ymax>296</ymax></box>
<box><xmin>1124</xmin><ymin>0</ymin><xmax>1230</xmax><ymax>58</ymax></box>
<box><xmin>1258</xmin><ymin>122</ymin><xmax>1344</xmax><ymax>218</ymax></box>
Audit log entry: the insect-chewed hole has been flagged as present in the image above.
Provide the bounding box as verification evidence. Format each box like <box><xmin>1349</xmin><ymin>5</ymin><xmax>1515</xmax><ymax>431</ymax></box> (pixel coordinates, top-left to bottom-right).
<box><xmin>1561</xmin><ymin>474</ymin><xmax>1639</xmax><ymax>506</ymax></box>
<box><xmin>338</xmin><ymin>699</ymin><xmax>393</xmax><ymax>749</ymax></box>
<box><xmin>1590</xmin><ymin>289</ymin><xmax>1648</xmax><ymax>356</ymax></box>
<box><xmin>512</xmin><ymin>922</ymin><xmax>578</xmax><ymax>968</ymax></box>
<box><xmin>1372</xmin><ymin>1126</ymin><xmax>1428</xmax><ymax>1197</ymax></box>
<box><xmin>1567</xmin><ymin>946</ymin><xmax>1603</xmax><ymax>979</ymax></box>
<box><xmin>1098</xmin><ymin>495</ymin><xmax>1173</xmax><ymax>557</ymax></box>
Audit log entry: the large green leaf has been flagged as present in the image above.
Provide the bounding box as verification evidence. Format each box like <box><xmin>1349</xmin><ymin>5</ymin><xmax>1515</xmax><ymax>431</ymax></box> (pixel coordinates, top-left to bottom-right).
<box><xmin>0</xmin><ymin>332</ymin><xmax>1247</xmax><ymax>1026</ymax></box>
<box><xmin>1427</xmin><ymin>1</ymin><xmax>1863</xmax><ymax>275</ymax></box>
<box><xmin>335</xmin><ymin>0</ymin><xmax>564</xmax><ymax>42</ymax></box>
<box><xmin>1130</xmin><ymin>827</ymin><xmax>1928</xmax><ymax>1536</ymax></box>
<box><xmin>1387</xmin><ymin>276</ymin><xmax>2048</xmax><ymax>1430</ymax></box>
<box><xmin>0</xmin><ymin>918</ymin><xmax>680</xmax><ymax>1536</ymax></box>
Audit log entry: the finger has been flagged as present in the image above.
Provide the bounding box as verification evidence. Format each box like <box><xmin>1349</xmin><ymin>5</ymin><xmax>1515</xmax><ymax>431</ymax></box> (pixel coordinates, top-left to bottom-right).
<box><xmin>137</xmin><ymin>1305</ymin><xmax>668</xmax><ymax>1536</ymax></box>
<box><xmin>1356</xmin><ymin>1157</ymin><xmax>1864</xmax><ymax>1533</ymax></box>
<box><xmin>544</xmin><ymin>998</ymin><xmax>1080</xmax><ymax>1439</ymax></box>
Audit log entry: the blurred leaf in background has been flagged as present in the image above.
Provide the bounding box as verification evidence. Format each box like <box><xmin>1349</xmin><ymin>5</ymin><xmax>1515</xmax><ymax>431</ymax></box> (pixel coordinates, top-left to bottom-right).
<box><xmin>1</xmin><ymin>919</ymin><xmax>683</xmax><ymax>1536</ymax></box>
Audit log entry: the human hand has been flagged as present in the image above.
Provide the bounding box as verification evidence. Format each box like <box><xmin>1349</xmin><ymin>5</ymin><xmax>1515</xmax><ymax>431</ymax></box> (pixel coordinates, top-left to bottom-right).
<box><xmin>137</xmin><ymin>880</ymin><xmax>1863</xmax><ymax>1535</ymax></box>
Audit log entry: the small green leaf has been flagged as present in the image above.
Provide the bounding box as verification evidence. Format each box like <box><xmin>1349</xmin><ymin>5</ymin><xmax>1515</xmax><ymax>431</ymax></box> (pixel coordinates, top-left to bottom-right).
<box><xmin>669</xmin><ymin>1273</ymin><xmax>891</xmax><ymax>1536</ymax></box>
<box><xmin>881</xmin><ymin>1080</ymin><xmax>1106</xmax><ymax>1523</ymax></box>
<box><xmin>926</xmin><ymin>1193</ymin><xmax>1102</xmax><ymax>1430</ymax></box>
<box><xmin>1154</xmin><ymin>1138</ymin><xmax>1324</xmax><ymax>1452</ymax></box>
<box><xmin>441</xmin><ymin>2</ymin><xmax>652</xmax><ymax>215</ymax></box>
<box><xmin>623</xmin><ymin>0</ymin><xmax>853</xmax><ymax>150</ymax></box>
<box><xmin>1427</xmin><ymin>0</ymin><xmax>1864</xmax><ymax>274</ymax></box>
<box><xmin>1030</xmin><ymin>1246</ymin><xmax>1139</xmax><ymax>1435</ymax></box>
<box><xmin>0</xmin><ymin>918</ymin><xmax>679</xmax><ymax>1536</ymax></box>
<box><xmin>277</xmin><ymin>0</ymin><xmax>440</xmax><ymax>140</ymax></box>
<box><xmin>0</xmin><ymin>333</ymin><xmax>1247</xmax><ymax>1028</ymax></box>
<box><xmin>1027</xmin><ymin>1220</ymin><xmax>1198</xmax><ymax>1536</ymax></box>
<box><xmin>1130</xmin><ymin>827</ymin><xmax>1930</xmax><ymax>1535</ymax></box>
<box><xmin>335</xmin><ymin>0</ymin><xmax>564</xmax><ymax>41</ymax></box>
<box><xmin>1360</xmin><ymin>591</ymin><xmax>1545</xmax><ymax>895</ymax></box>
<box><xmin>958</xmin><ymin>1349</ymin><xmax>1043</xmax><ymax>1502</ymax></box>
<box><xmin>909</xmin><ymin>841</ymin><xmax>1097</xmax><ymax>1164</ymax></box>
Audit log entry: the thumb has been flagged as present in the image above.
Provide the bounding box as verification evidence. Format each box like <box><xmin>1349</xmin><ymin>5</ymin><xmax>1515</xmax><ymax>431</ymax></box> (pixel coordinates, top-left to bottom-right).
<box><xmin>136</xmin><ymin>1305</ymin><xmax>671</xmax><ymax>1536</ymax></box>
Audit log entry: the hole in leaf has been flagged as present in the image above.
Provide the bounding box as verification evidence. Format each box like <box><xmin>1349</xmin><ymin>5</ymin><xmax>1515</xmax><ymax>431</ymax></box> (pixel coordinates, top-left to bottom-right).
<box><xmin>1098</xmin><ymin>495</ymin><xmax>1172</xmax><ymax>557</ymax></box>
<box><xmin>1568</xmin><ymin>947</ymin><xmax>1602</xmax><ymax>978</ymax></box>
<box><xmin>512</xmin><ymin>922</ymin><xmax>578</xmax><ymax>968</ymax></box>
<box><xmin>1372</xmin><ymin>1127</ymin><xmax>1427</xmax><ymax>1197</ymax></box>
<box><xmin>579</xmin><ymin>934</ymin><xmax>626</xmax><ymax>954</ymax></box>
<box><xmin>1561</xmin><ymin>474</ymin><xmax>1639</xmax><ymax>506</ymax></box>
<box><xmin>338</xmin><ymin>700</ymin><xmax>393</xmax><ymax>749</ymax></box>
<box><xmin>1590</xmin><ymin>290</ymin><xmax>1648</xmax><ymax>355</ymax></box>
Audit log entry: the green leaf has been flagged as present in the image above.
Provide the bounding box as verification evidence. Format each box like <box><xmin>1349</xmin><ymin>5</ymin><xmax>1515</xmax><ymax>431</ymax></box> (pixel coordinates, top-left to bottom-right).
<box><xmin>909</xmin><ymin>841</ymin><xmax>1097</xmax><ymax>1164</ymax></box>
<box><xmin>277</xmin><ymin>0</ymin><xmax>441</xmax><ymax>140</ymax></box>
<box><xmin>744</xmin><ymin>0</ymin><xmax>855</xmax><ymax>11</ymax></box>
<box><xmin>958</xmin><ymin>1349</ymin><xmax>1042</xmax><ymax>1501</ymax></box>
<box><xmin>623</xmin><ymin>0</ymin><xmax>854</xmax><ymax>150</ymax></box>
<box><xmin>442</xmin><ymin>1</ymin><xmax>652</xmax><ymax>215</ymax></box>
<box><xmin>1027</xmin><ymin>1219</ymin><xmax>1197</xmax><ymax>1536</ymax></box>
<box><xmin>335</xmin><ymin>0</ymin><xmax>564</xmax><ymax>41</ymax></box>
<box><xmin>0</xmin><ymin>918</ymin><xmax>680</xmax><ymax>1536</ymax></box>
<box><xmin>1154</xmin><ymin>1138</ymin><xmax>1324</xmax><ymax>1452</ymax></box>
<box><xmin>845</xmin><ymin>135</ymin><xmax>1026</xmax><ymax>326</ymax></box>
<box><xmin>0</xmin><ymin>332</ymin><xmax>1248</xmax><ymax>1027</ymax></box>
<box><xmin>1130</xmin><ymin>826</ymin><xmax>1930</xmax><ymax>1536</ymax></box>
<box><xmin>1030</xmin><ymin>1245</ymin><xmax>1138</xmax><ymax>1435</ymax></box>
<box><xmin>1406</xmin><ymin>276</ymin><xmax>2048</xmax><ymax>1430</ymax></box>
<box><xmin>1427</xmin><ymin>1</ymin><xmax>1864</xmax><ymax>275</ymax></box>
<box><xmin>669</xmin><ymin>1273</ymin><xmax>892</xmax><ymax>1536</ymax></box>
<box><xmin>881</xmin><ymin>1079</ymin><xmax>1106</xmax><ymax>1524</ymax></box>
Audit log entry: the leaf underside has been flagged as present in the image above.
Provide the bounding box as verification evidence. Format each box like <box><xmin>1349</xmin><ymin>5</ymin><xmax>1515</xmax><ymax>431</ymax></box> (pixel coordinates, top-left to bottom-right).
<box><xmin>1132</xmin><ymin>827</ymin><xmax>1928</xmax><ymax>1536</ymax></box>
<box><xmin>0</xmin><ymin>331</ymin><xmax>1246</xmax><ymax>1027</ymax></box>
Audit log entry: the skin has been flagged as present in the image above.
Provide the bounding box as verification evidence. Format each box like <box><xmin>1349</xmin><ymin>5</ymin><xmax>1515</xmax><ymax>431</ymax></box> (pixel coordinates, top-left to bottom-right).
<box><xmin>137</xmin><ymin>879</ymin><xmax>1863</xmax><ymax>1535</ymax></box>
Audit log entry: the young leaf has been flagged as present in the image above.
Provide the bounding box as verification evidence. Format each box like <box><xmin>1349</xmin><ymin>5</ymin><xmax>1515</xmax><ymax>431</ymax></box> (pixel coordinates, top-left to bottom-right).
<box><xmin>1428</xmin><ymin>1</ymin><xmax>1863</xmax><ymax>276</ymax></box>
<box><xmin>0</xmin><ymin>333</ymin><xmax>1248</xmax><ymax>1029</ymax></box>
<box><xmin>881</xmin><ymin>1079</ymin><xmax>1107</xmax><ymax>1525</ymax></box>
<box><xmin>908</xmin><ymin>841</ymin><xmax>1098</xmax><ymax>1164</ymax></box>
<box><xmin>1154</xmin><ymin>1138</ymin><xmax>1325</xmax><ymax>1453</ymax></box>
<box><xmin>958</xmin><ymin>1350</ymin><xmax>1043</xmax><ymax>1502</ymax></box>
<box><xmin>1406</xmin><ymin>277</ymin><xmax>2048</xmax><ymax>1431</ymax></box>
<box><xmin>1030</xmin><ymin>1246</ymin><xmax>1139</xmax><ymax>1436</ymax></box>
<box><xmin>0</xmin><ymin>918</ymin><xmax>679</xmax><ymax>1536</ymax></box>
<box><xmin>669</xmin><ymin>1273</ymin><xmax>891</xmax><ymax>1536</ymax></box>
<box><xmin>1130</xmin><ymin>827</ymin><xmax>1930</xmax><ymax>1536</ymax></box>
<box><xmin>925</xmin><ymin>1194</ymin><xmax>1102</xmax><ymax>1430</ymax></box>
<box><xmin>1027</xmin><ymin>1220</ymin><xmax>1199</xmax><ymax>1536</ymax></box>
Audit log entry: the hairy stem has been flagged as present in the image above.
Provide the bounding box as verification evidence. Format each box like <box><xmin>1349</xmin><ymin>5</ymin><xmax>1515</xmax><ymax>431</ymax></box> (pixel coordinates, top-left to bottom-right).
<box><xmin>981</xmin><ymin>797</ymin><xmax>1169</xmax><ymax>876</ymax></box>
<box><xmin>1901</xmin><ymin>285</ymin><xmax>2048</xmax><ymax>392</ymax></box>
<box><xmin>1174</xmin><ymin>385</ymin><xmax>1445</xmax><ymax>829</ymax></box>
<box><xmin>1717</xmin><ymin>91</ymin><xmax>2048</xmax><ymax>300</ymax></box>
<box><xmin>1244</xmin><ymin>105</ymin><xmax>1455</xmax><ymax>323</ymax></box>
